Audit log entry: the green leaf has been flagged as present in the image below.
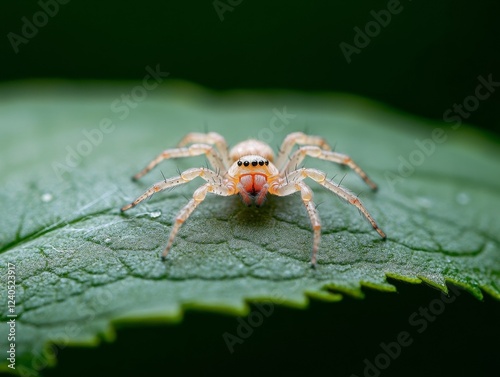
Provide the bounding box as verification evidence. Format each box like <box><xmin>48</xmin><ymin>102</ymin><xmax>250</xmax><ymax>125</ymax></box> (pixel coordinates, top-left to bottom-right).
<box><xmin>1</xmin><ymin>81</ymin><xmax>499</xmax><ymax>375</ymax></box>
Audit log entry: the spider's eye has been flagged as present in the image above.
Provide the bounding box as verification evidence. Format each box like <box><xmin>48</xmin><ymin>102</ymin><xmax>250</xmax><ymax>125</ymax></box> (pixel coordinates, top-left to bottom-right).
<box><xmin>252</xmin><ymin>161</ymin><xmax>258</xmax><ymax>167</ymax></box>
<box><xmin>259</xmin><ymin>161</ymin><xmax>264</xmax><ymax>166</ymax></box>
<box><xmin>243</xmin><ymin>161</ymin><xmax>250</xmax><ymax>167</ymax></box>
<box><xmin>265</xmin><ymin>160</ymin><xmax>269</xmax><ymax>166</ymax></box>
<box><xmin>237</xmin><ymin>161</ymin><xmax>243</xmax><ymax>166</ymax></box>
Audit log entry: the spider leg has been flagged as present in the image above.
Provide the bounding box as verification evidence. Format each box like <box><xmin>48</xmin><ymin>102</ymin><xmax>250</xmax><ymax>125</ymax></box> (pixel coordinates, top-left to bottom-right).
<box><xmin>132</xmin><ymin>143</ymin><xmax>227</xmax><ymax>181</ymax></box>
<box><xmin>121</xmin><ymin>167</ymin><xmax>237</xmax><ymax>260</ymax></box>
<box><xmin>282</xmin><ymin>146</ymin><xmax>379</xmax><ymax>191</ymax></box>
<box><xmin>269</xmin><ymin>168</ymin><xmax>385</xmax><ymax>265</ymax></box>
<box><xmin>177</xmin><ymin>132</ymin><xmax>232</xmax><ymax>168</ymax></box>
<box><xmin>275</xmin><ymin>132</ymin><xmax>331</xmax><ymax>170</ymax></box>
<box><xmin>268</xmin><ymin>180</ymin><xmax>321</xmax><ymax>266</ymax></box>
<box><xmin>278</xmin><ymin>168</ymin><xmax>386</xmax><ymax>238</ymax></box>
<box><xmin>162</xmin><ymin>181</ymin><xmax>234</xmax><ymax>260</ymax></box>
<box><xmin>121</xmin><ymin>167</ymin><xmax>234</xmax><ymax>212</ymax></box>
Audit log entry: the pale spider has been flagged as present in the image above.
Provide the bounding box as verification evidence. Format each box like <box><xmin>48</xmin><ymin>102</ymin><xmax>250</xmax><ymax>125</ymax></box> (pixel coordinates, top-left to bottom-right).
<box><xmin>121</xmin><ymin>132</ymin><xmax>386</xmax><ymax>266</ymax></box>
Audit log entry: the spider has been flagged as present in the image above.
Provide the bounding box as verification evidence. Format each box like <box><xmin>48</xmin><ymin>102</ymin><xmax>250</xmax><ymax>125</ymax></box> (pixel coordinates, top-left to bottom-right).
<box><xmin>121</xmin><ymin>131</ymin><xmax>386</xmax><ymax>267</ymax></box>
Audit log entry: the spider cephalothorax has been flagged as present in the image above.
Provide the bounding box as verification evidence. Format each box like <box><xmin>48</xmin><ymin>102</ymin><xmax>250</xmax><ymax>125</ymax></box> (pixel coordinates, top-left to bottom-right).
<box><xmin>121</xmin><ymin>132</ymin><xmax>386</xmax><ymax>266</ymax></box>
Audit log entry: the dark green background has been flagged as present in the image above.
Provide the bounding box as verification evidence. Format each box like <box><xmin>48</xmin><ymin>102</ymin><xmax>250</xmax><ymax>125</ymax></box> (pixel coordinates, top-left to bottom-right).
<box><xmin>2</xmin><ymin>2</ymin><xmax>499</xmax><ymax>376</ymax></box>
<box><xmin>42</xmin><ymin>282</ymin><xmax>499</xmax><ymax>377</ymax></box>
<box><xmin>2</xmin><ymin>0</ymin><xmax>500</xmax><ymax>134</ymax></box>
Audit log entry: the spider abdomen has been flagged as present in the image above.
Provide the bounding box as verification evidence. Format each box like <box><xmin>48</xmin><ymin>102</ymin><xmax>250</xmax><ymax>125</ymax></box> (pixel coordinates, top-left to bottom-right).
<box><xmin>229</xmin><ymin>139</ymin><xmax>275</xmax><ymax>162</ymax></box>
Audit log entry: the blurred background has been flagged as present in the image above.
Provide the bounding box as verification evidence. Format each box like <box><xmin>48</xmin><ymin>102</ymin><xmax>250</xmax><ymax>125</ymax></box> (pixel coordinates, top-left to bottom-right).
<box><xmin>1</xmin><ymin>0</ymin><xmax>499</xmax><ymax>134</ymax></box>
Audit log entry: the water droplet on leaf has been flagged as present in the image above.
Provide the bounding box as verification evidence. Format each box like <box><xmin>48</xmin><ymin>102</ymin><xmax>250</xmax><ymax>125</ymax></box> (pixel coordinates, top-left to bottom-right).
<box><xmin>41</xmin><ymin>193</ymin><xmax>53</xmax><ymax>202</ymax></box>
<box><xmin>150</xmin><ymin>210</ymin><xmax>162</xmax><ymax>219</ymax></box>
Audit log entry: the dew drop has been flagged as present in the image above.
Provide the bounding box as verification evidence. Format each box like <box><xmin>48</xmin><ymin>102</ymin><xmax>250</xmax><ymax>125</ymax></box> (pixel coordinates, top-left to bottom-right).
<box><xmin>150</xmin><ymin>210</ymin><xmax>162</xmax><ymax>219</ymax></box>
<box><xmin>41</xmin><ymin>193</ymin><xmax>53</xmax><ymax>203</ymax></box>
<box><xmin>104</xmin><ymin>238</ymin><xmax>111</xmax><ymax>244</ymax></box>
<box><xmin>456</xmin><ymin>192</ymin><xmax>470</xmax><ymax>205</ymax></box>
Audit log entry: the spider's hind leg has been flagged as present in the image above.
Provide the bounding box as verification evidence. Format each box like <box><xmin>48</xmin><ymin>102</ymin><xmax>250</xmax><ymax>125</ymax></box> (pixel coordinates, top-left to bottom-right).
<box><xmin>275</xmin><ymin>132</ymin><xmax>331</xmax><ymax>170</ymax></box>
<box><xmin>177</xmin><ymin>132</ymin><xmax>232</xmax><ymax>168</ymax></box>
<box><xmin>132</xmin><ymin>144</ymin><xmax>227</xmax><ymax>181</ymax></box>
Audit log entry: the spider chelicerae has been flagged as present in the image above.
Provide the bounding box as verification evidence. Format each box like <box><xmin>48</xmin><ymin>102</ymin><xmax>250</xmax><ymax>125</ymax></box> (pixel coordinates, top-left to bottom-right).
<box><xmin>121</xmin><ymin>132</ymin><xmax>386</xmax><ymax>267</ymax></box>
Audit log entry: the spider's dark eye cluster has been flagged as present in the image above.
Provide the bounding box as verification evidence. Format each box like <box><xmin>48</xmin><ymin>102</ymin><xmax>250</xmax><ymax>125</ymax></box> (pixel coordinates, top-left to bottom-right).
<box><xmin>237</xmin><ymin>160</ymin><xmax>269</xmax><ymax>167</ymax></box>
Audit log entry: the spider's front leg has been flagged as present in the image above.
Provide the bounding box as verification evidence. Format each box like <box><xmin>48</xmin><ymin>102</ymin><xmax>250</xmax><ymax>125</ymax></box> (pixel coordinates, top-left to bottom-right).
<box><xmin>162</xmin><ymin>181</ymin><xmax>235</xmax><ymax>260</ymax></box>
<box><xmin>121</xmin><ymin>167</ymin><xmax>230</xmax><ymax>211</ymax></box>
<box><xmin>121</xmin><ymin>167</ymin><xmax>237</xmax><ymax>260</ymax></box>
<box><xmin>269</xmin><ymin>179</ymin><xmax>322</xmax><ymax>267</ymax></box>
<box><xmin>132</xmin><ymin>143</ymin><xmax>227</xmax><ymax>181</ymax></box>
<box><xmin>285</xmin><ymin>168</ymin><xmax>386</xmax><ymax>239</ymax></box>
<box><xmin>269</xmin><ymin>168</ymin><xmax>386</xmax><ymax>266</ymax></box>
